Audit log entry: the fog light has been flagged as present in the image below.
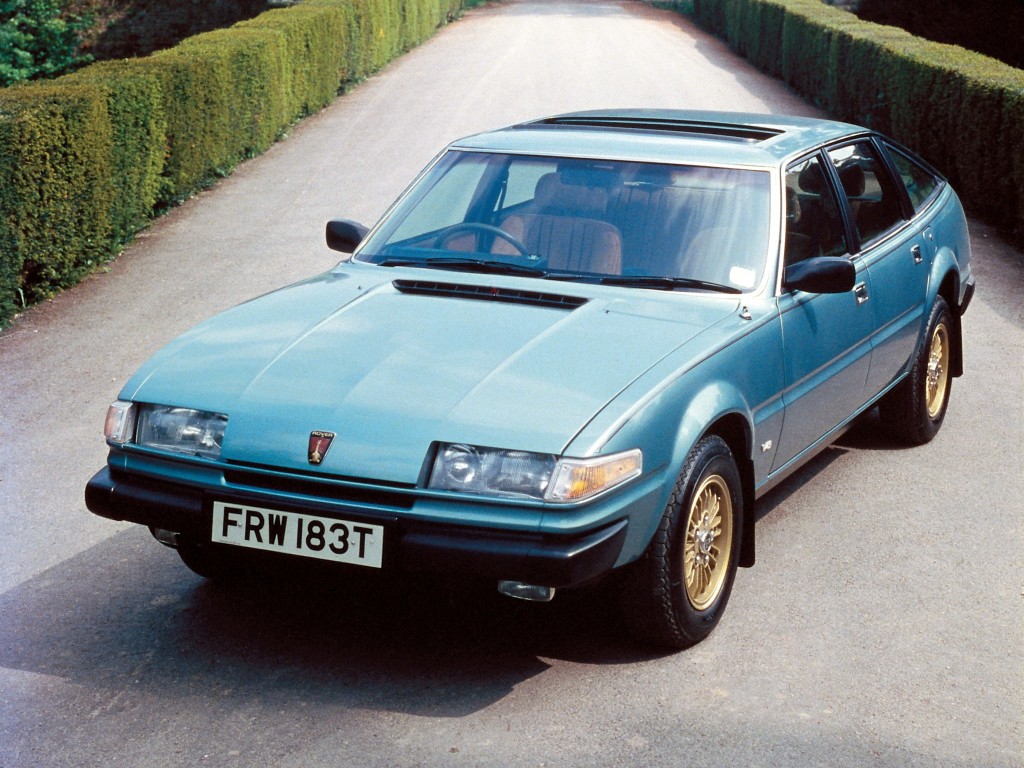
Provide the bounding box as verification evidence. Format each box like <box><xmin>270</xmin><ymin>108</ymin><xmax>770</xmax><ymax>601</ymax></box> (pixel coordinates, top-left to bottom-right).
<box><xmin>498</xmin><ymin>581</ymin><xmax>556</xmax><ymax>602</ymax></box>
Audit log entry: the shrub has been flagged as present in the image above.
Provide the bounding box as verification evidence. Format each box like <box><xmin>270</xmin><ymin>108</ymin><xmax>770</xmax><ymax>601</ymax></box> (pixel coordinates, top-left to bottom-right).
<box><xmin>65</xmin><ymin>60</ymin><xmax>166</xmax><ymax>240</ymax></box>
<box><xmin>237</xmin><ymin>3</ymin><xmax>354</xmax><ymax>119</ymax></box>
<box><xmin>0</xmin><ymin>0</ymin><xmax>464</xmax><ymax>327</ymax></box>
<box><xmin>0</xmin><ymin>81</ymin><xmax>115</xmax><ymax>313</ymax></box>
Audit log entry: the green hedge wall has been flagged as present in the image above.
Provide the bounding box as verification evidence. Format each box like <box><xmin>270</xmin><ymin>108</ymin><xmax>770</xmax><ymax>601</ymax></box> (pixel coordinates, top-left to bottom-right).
<box><xmin>693</xmin><ymin>0</ymin><xmax>1024</xmax><ymax>243</ymax></box>
<box><xmin>0</xmin><ymin>82</ymin><xmax>115</xmax><ymax>321</ymax></box>
<box><xmin>65</xmin><ymin>62</ymin><xmax>167</xmax><ymax>241</ymax></box>
<box><xmin>0</xmin><ymin>0</ymin><xmax>463</xmax><ymax>328</ymax></box>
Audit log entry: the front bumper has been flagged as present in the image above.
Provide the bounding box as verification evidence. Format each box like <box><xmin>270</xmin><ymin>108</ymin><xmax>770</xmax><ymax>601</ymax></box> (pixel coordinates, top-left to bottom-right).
<box><xmin>85</xmin><ymin>466</ymin><xmax>628</xmax><ymax>589</ymax></box>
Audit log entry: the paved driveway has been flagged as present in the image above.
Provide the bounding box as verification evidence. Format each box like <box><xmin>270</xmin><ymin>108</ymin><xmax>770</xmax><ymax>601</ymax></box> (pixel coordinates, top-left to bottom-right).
<box><xmin>1</xmin><ymin>2</ymin><xmax>1021</xmax><ymax>766</ymax></box>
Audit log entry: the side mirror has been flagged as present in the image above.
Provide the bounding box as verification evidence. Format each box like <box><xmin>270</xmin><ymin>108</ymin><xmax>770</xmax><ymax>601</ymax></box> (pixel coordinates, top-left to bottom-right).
<box><xmin>326</xmin><ymin>219</ymin><xmax>369</xmax><ymax>254</ymax></box>
<box><xmin>784</xmin><ymin>256</ymin><xmax>856</xmax><ymax>294</ymax></box>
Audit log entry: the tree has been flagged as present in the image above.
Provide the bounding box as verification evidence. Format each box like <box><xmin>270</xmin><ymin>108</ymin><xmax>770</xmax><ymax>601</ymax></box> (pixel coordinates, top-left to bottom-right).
<box><xmin>1</xmin><ymin>0</ymin><xmax>89</xmax><ymax>87</ymax></box>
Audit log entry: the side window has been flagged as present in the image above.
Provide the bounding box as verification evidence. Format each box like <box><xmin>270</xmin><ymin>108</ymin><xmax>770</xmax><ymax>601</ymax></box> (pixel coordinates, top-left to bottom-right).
<box><xmin>886</xmin><ymin>145</ymin><xmax>940</xmax><ymax>211</ymax></box>
<box><xmin>827</xmin><ymin>142</ymin><xmax>903</xmax><ymax>246</ymax></box>
<box><xmin>784</xmin><ymin>154</ymin><xmax>848</xmax><ymax>266</ymax></box>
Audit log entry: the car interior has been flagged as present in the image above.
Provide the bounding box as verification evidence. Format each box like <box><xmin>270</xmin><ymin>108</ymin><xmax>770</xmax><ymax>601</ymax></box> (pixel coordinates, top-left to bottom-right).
<box><xmin>383</xmin><ymin>156</ymin><xmax>773</xmax><ymax>291</ymax></box>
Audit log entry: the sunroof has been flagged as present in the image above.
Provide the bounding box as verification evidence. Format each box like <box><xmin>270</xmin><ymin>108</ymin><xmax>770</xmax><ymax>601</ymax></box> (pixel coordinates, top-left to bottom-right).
<box><xmin>527</xmin><ymin>116</ymin><xmax>784</xmax><ymax>143</ymax></box>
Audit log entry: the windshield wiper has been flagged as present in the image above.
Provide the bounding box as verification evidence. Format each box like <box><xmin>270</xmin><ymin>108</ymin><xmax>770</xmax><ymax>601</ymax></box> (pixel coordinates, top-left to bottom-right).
<box><xmin>379</xmin><ymin>257</ymin><xmax>547</xmax><ymax>278</ymax></box>
<box><xmin>596</xmin><ymin>275</ymin><xmax>742</xmax><ymax>294</ymax></box>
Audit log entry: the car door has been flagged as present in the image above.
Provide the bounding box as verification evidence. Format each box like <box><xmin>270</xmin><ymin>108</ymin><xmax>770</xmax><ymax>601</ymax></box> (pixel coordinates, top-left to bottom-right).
<box><xmin>772</xmin><ymin>152</ymin><xmax>874</xmax><ymax>472</ymax></box>
<box><xmin>825</xmin><ymin>140</ymin><xmax>931</xmax><ymax>395</ymax></box>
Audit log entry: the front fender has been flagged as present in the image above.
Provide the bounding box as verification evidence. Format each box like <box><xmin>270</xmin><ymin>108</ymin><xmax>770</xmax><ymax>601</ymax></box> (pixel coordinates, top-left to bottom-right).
<box><xmin>565</xmin><ymin>307</ymin><xmax>784</xmax><ymax>570</ymax></box>
<box><xmin>596</xmin><ymin>374</ymin><xmax>757</xmax><ymax>568</ymax></box>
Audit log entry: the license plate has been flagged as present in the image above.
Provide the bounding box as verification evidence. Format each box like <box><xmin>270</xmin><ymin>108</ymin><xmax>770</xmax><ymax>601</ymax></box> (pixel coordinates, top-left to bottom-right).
<box><xmin>212</xmin><ymin>501</ymin><xmax>384</xmax><ymax>568</ymax></box>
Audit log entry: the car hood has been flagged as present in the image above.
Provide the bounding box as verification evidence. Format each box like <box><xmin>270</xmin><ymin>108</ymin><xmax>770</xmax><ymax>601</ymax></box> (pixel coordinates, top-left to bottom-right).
<box><xmin>124</xmin><ymin>266</ymin><xmax>737</xmax><ymax>484</ymax></box>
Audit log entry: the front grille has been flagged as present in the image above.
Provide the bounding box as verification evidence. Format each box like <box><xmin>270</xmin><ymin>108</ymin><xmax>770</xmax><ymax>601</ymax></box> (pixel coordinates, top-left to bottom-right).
<box><xmin>223</xmin><ymin>466</ymin><xmax>415</xmax><ymax>509</ymax></box>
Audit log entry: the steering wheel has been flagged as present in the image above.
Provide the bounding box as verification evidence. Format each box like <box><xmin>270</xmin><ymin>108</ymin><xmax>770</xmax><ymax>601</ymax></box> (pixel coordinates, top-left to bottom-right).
<box><xmin>436</xmin><ymin>222</ymin><xmax>531</xmax><ymax>259</ymax></box>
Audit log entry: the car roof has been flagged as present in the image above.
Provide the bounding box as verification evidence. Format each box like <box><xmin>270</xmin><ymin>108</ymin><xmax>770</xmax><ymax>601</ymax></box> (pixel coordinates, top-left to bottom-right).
<box><xmin>449</xmin><ymin>109</ymin><xmax>868</xmax><ymax>169</ymax></box>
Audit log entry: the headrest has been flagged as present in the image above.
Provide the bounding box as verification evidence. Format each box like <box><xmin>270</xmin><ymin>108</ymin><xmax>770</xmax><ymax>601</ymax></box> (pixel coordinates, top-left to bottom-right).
<box><xmin>838</xmin><ymin>161</ymin><xmax>865</xmax><ymax>197</ymax></box>
<box><xmin>797</xmin><ymin>163</ymin><xmax>826</xmax><ymax>194</ymax></box>
<box><xmin>534</xmin><ymin>173</ymin><xmax>608</xmax><ymax>215</ymax></box>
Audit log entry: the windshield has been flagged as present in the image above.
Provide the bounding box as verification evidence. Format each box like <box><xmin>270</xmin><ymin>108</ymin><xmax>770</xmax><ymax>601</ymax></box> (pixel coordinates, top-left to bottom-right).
<box><xmin>356</xmin><ymin>151</ymin><xmax>772</xmax><ymax>292</ymax></box>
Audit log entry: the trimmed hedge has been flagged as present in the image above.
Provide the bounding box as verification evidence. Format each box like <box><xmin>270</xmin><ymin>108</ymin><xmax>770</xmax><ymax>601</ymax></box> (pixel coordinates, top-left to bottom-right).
<box><xmin>693</xmin><ymin>0</ymin><xmax>1024</xmax><ymax>242</ymax></box>
<box><xmin>0</xmin><ymin>0</ymin><xmax>464</xmax><ymax>327</ymax></box>
<box><xmin>65</xmin><ymin>61</ymin><xmax>167</xmax><ymax>241</ymax></box>
<box><xmin>0</xmin><ymin>81</ymin><xmax>115</xmax><ymax>320</ymax></box>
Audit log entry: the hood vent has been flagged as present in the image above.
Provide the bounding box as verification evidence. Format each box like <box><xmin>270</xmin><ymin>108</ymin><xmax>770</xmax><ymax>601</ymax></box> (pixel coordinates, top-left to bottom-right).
<box><xmin>392</xmin><ymin>279</ymin><xmax>588</xmax><ymax>310</ymax></box>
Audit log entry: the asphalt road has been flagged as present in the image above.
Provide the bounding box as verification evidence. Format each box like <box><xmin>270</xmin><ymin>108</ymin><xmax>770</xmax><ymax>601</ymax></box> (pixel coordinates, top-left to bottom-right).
<box><xmin>1</xmin><ymin>1</ymin><xmax>1021</xmax><ymax>766</ymax></box>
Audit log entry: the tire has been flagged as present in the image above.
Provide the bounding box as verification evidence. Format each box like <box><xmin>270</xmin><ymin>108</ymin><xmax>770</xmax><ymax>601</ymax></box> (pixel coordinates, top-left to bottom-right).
<box><xmin>620</xmin><ymin>435</ymin><xmax>743</xmax><ymax>649</ymax></box>
<box><xmin>879</xmin><ymin>296</ymin><xmax>954</xmax><ymax>445</ymax></box>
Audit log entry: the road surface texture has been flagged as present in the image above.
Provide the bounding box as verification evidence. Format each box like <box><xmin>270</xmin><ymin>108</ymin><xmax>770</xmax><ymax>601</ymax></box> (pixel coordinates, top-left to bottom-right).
<box><xmin>1</xmin><ymin>1</ymin><xmax>1021</xmax><ymax>766</ymax></box>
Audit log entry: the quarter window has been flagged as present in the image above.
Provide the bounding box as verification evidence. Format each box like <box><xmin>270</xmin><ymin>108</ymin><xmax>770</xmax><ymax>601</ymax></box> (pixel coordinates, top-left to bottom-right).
<box><xmin>887</xmin><ymin>146</ymin><xmax>940</xmax><ymax>211</ymax></box>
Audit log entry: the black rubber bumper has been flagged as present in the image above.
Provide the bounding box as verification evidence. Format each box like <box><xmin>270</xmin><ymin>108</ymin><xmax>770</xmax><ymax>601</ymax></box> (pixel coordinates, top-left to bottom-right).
<box><xmin>85</xmin><ymin>466</ymin><xmax>628</xmax><ymax>589</ymax></box>
<box><xmin>86</xmin><ymin>466</ymin><xmax>208</xmax><ymax>536</ymax></box>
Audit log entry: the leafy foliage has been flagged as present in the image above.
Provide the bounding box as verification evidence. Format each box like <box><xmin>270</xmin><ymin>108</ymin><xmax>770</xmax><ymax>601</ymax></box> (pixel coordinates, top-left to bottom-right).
<box><xmin>0</xmin><ymin>0</ymin><xmax>91</xmax><ymax>86</ymax></box>
<box><xmin>0</xmin><ymin>0</ymin><xmax>465</xmax><ymax>327</ymax></box>
<box><xmin>0</xmin><ymin>81</ymin><xmax>115</xmax><ymax>319</ymax></box>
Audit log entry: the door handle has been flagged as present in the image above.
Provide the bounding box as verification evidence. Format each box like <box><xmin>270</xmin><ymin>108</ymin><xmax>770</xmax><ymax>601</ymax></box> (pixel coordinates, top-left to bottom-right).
<box><xmin>854</xmin><ymin>282</ymin><xmax>869</xmax><ymax>305</ymax></box>
<box><xmin>911</xmin><ymin>244</ymin><xmax>923</xmax><ymax>264</ymax></box>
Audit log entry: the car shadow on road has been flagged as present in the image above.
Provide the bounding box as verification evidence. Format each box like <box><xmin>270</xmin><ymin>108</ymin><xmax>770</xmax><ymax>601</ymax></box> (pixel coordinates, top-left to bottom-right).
<box><xmin>0</xmin><ymin>414</ymin><xmax>918</xmax><ymax>721</ymax></box>
<box><xmin>0</xmin><ymin>526</ymin><xmax>662</xmax><ymax>719</ymax></box>
<box><xmin>753</xmin><ymin>407</ymin><xmax>912</xmax><ymax>523</ymax></box>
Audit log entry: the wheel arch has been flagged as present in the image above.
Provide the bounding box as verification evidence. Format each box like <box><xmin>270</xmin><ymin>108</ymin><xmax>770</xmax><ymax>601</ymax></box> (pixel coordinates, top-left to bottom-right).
<box><xmin>594</xmin><ymin>374</ymin><xmax>762</xmax><ymax>572</ymax></box>
<box><xmin>655</xmin><ymin>379</ymin><xmax>758</xmax><ymax>570</ymax></box>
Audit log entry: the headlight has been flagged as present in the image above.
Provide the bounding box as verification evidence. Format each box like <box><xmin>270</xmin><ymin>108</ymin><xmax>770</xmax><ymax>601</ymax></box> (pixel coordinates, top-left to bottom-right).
<box><xmin>135</xmin><ymin>404</ymin><xmax>228</xmax><ymax>459</ymax></box>
<box><xmin>429</xmin><ymin>443</ymin><xmax>557</xmax><ymax>500</ymax></box>
<box><xmin>428</xmin><ymin>443</ymin><xmax>641</xmax><ymax>502</ymax></box>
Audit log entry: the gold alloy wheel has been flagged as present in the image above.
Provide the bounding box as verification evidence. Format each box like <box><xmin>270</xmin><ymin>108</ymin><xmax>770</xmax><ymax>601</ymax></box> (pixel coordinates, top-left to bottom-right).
<box><xmin>925</xmin><ymin>322</ymin><xmax>950</xmax><ymax>419</ymax></box>
<box><xmin>683</xmin><ymin>474</ymin><xmax>733</xmax><ymax>611</ymax></box>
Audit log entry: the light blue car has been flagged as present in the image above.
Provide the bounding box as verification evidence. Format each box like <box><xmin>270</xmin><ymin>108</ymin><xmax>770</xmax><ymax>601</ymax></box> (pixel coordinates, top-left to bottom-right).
<box><xmin>87</xmin><ymin>110</ymin><xmax>975</xmax><ymax>648</ymax></box>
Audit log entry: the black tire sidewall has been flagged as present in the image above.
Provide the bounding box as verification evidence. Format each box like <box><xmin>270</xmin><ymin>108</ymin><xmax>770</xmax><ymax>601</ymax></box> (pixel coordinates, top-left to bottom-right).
<box><xmin>918</xmin><ymin>297</ymin><xmax>953</xmax><ymax>439</ymax></box>
<box><xmin>879</xmin><ymin>295</ymin><xmax>954</xmax><ymax>445</ymax></box>
<box><xmin>664</xmin><ymin>436</ymin><xmax>744</xmax><ymax>638</ymax></box>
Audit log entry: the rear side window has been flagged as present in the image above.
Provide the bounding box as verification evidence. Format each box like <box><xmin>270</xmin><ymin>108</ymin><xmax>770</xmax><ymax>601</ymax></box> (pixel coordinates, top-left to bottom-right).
<box><xmin>827</xmin><ymin>142</ymin><xmax>904</xmax><ymax>247</ymax></box>
<box><xmin>887</xmin><ymin>146</ymin><xmax>940</xmax><ymax>211</ymax></box>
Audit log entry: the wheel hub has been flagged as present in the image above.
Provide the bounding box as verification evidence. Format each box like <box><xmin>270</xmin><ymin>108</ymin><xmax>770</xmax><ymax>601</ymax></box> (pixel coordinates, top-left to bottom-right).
<box><xmin>695</xmin><ymin>520</ymin><xmax>715</xmax><ymax>559</ymax></box>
